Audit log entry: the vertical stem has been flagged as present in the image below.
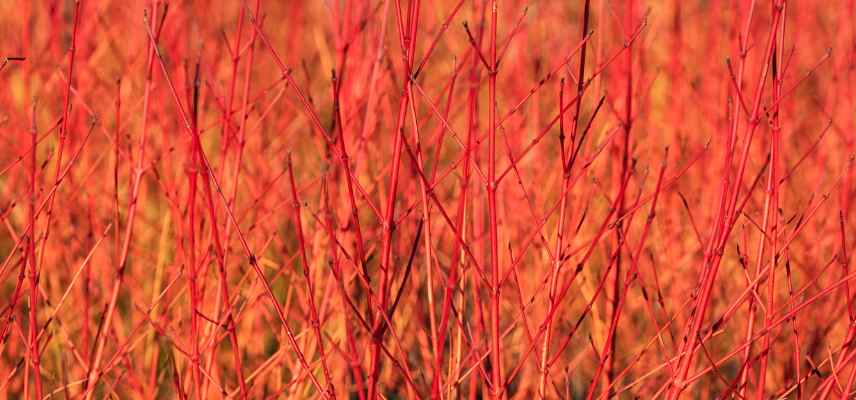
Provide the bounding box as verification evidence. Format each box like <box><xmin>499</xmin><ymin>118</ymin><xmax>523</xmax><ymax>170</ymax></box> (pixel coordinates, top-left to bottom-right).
<box><xmin>539</xmin><ymin>2</ymin><xmax>591</xmax><ymax>396</ymax></box>
<box><xmin>27</xmin><ymin>101</ymin><xmax>42</xmax><ymax>400</ymax></box>
<box><xmin>668</xmin><ymin>3</ymin><xmax>782</xmax><ymax>397</ymax></box>
<box><xmin>30</xmin><ymin>5</ymin><xmax>81</xmax><ymax>394</ymax></box>
<box><xmin>287</xmin><ymin>155</ymin><xmax>336</xmax><ymax>398</ymax></box>
<box><xmin>199</xmin><ymin>134</ymin><xmax>249</xmax><ymax>400</ymax></box>
<box><xmin>487</xmin><ymin>0</ymin><xmax>502</xmax><ymax>398</ymax></box>
<box><xmin>735</xmin><ymin>3</ymin><xmax>760</xmax><ymax>396</ymax></box>
<box><xmin>609</xmin><ymin>0</ymin><xmax>634</xmax><ymax>393</ymax></box>
<box><xmin>186</xmin><ymin>60</ymin><xmax>204</xmax><ymax>400</ymax></box>
<box><xmin>431</xmin><ymin>44</ymin><xmax>477</xmax><ymax>400</ymax></box>
<box><xmin>755</xmin><ymin>2</ymin><xmax>785</xmax><ymax>397</ymax></box>
<box><xmin>37</xmin><ymin>0</ymin><xmax>81</xmax><ymax>271</ymax></box>
<box><xmin>367</xmin><ymin>0</ymin><xmax>420</xmax><ymax>398</ymax></box>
